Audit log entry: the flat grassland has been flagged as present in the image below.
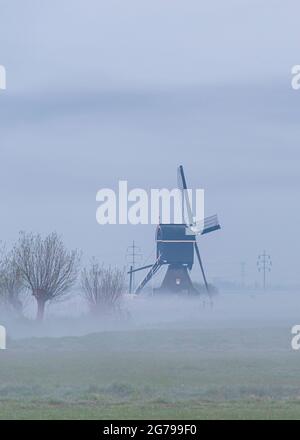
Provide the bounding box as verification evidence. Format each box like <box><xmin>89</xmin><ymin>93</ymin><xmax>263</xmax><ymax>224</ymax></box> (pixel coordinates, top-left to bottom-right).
<box><xmin>0</xmin><ymin>326</ymin><xmax>300</xmax><ymax>419</ymax></box>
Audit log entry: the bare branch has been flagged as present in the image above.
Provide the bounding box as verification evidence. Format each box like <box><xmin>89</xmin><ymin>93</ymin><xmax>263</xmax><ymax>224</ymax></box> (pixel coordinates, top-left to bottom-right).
<box><xmin>81</xmin><ymin>260</ymin><xmax>125</xmax><ymax>315</ymax></box>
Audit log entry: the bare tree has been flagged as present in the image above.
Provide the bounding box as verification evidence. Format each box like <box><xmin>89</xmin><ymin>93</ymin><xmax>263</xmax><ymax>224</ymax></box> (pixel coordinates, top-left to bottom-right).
<box><xmin>81</xmin><ymin>261</ymin><xmax>125</xmax><ymax>315</ymax></box>
<box><xmin>13</xmin><ymin>232</ymin><xmax>80</xmax><ymax>321</ymax></box>
<box><xmin>0</xmin><ymin>243</ymin><xmax>6</xmax><ymax>308</ymax></box>
<box><xmin>0</xmin><ymin>256</ymin><xmax>24</xmax><ymax>316</ymax></box>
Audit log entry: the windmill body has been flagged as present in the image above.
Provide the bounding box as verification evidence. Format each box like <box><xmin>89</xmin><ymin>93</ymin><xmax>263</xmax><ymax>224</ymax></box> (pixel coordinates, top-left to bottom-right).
<box><xmin>155</xmin><ymin>223</ymin><xmax>198</xmax><ymax>294</ymax></box>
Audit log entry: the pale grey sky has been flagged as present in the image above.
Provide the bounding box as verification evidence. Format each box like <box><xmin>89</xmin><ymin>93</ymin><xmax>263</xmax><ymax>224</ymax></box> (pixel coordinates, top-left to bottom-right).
<box><xmin>0</xmin><ymin>0</ymin><xmax>299</xmax><ymax>286</ymax></box>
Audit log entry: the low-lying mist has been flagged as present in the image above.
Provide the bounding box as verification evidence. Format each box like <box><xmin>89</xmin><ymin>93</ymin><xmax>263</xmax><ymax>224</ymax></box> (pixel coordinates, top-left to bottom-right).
<box><xmin>1</xmin><ymin>289</ymin><xmax>299</xmax><ymax>340</ymax></box>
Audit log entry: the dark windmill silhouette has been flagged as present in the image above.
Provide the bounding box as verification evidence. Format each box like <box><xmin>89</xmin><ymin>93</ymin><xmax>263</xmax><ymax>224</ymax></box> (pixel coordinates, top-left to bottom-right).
<box><xmin>128</xmin><ymin>166</ymin><xmax>220</xmax><ymax>295</ymax></box>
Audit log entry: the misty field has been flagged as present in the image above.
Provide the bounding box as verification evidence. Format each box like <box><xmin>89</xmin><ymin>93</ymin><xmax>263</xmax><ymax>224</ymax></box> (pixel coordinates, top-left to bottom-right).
<box><xmin>1</xmin><ymin>325</ymin><xmax>300</xmax><ymax>419</ymax></box>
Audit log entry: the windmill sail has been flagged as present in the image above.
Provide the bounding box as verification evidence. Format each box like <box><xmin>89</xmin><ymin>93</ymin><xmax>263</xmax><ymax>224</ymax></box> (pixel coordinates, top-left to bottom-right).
<box><xmin>200</xmin><ymin>214</ymin><xmax>220</xmax><ymax>235</ymax></box>
<box><xmin>177</xmin><ymin>165</ymin><xmax>193</xmax><ymax>225</ymax></box>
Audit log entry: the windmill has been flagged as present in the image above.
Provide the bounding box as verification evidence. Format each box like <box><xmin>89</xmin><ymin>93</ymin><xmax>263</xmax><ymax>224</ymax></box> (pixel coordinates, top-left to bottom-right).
<box><xmin>128</xmin><ymin>166</ymin><xmax>220</xmax><ymax>295</ymax></box>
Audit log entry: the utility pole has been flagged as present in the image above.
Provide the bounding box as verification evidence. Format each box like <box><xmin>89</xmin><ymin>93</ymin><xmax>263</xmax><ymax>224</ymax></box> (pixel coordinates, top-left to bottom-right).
<box><xmin>257</xmin><ymin>250</ymin><xmax>272</xmax><ymax>290</ymax></box>
<box><xmin>126</xmin><ymin>241</ymin><xmax>142</xmax><ymax>294</ymax></box>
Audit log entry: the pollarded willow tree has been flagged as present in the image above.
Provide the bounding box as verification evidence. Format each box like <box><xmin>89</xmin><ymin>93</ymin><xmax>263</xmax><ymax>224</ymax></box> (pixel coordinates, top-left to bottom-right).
<box><xmin>13</xmin><ymin>232</ymin><xmax>80</xmax><ymax>321</ymax></box>
<box><xmin>0</xmin><ymin>245</ymin><xmax>24</xmax><ymax>315</ymax></box>
<box><xmin>0</xmin><ymin>243</ymin><xmax>6</xmax><ymax>309</ymax></box>
<box><xmin>81</xmin><ymin>260</ymin><xmax>125</xmax><ymax>316</ymax></box>
<box><xmin>0</xmin><ymin>255</ymin><xmax>24</xmax><ymax>316</ymax></box>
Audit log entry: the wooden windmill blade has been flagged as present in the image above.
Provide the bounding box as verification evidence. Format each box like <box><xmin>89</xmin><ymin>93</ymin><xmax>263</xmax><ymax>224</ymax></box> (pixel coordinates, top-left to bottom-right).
<box><xmin>195</xmin><ymin>214</ymin><xmax>221</xmax><ymax>235</ymax></box>
<box><xmin>194</xmin><ymin>241</ymin><xmax>209</xmax><ymax>293</ymax></box>
<box><xmin>177</xmin><ymin>165</ymin><xmax>194</xmax><ymax>226</ymax></box>
<box><xmin>193</xmin><ymin>215</ymin><xmax>221</xmax><ymax>293</ymax></box>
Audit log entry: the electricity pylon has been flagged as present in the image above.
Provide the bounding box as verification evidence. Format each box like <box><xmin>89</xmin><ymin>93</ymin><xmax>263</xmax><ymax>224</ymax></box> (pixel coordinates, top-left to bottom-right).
<box><xmin>126</xmin><ymin>241</ymin><xmax>142</xmax><ymax>294</ymax></box>
<box><xmin>257</xmin><ymin>250</ymin><xmax>272</xmax><ymax>290</ymax></box>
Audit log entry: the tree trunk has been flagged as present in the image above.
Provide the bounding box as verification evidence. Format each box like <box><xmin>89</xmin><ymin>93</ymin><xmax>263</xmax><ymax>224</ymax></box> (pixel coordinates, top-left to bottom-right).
<box><xmin>36</xmin><ymin>298</ymin><xmax>46</xmax><ymax>321</ymax></box>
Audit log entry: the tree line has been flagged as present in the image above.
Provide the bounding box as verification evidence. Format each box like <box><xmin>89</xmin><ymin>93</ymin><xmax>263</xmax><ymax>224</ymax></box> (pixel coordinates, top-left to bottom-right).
<box><xmin>0</xmin><ymin>232</ymin><xmax>125</xmax><ymax>321</ymax></box>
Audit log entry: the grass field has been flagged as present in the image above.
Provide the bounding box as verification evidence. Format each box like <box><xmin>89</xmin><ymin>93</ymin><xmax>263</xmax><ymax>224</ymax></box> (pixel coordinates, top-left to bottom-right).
<box><xmin>1</xmin><ymin>325</ymin><xmax>300</xmax><ymax>419</ymax></box>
